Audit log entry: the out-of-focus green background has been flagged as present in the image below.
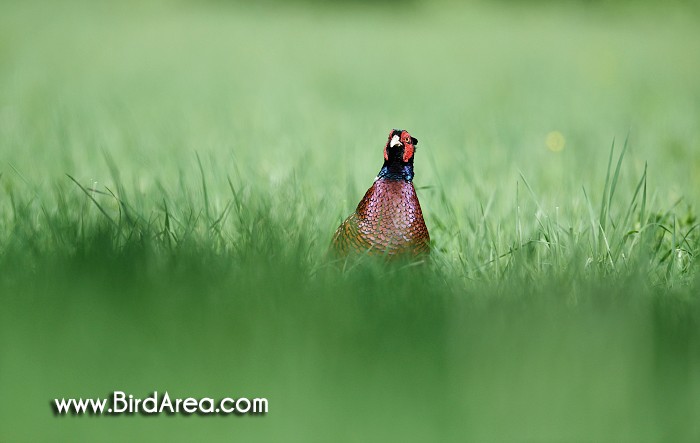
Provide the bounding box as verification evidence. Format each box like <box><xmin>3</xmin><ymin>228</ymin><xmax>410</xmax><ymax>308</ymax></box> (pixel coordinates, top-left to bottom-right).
<box><xmin>1</xmin><ymin>0</ymin><xmax>699</xmax><ymax>441</ymax></box>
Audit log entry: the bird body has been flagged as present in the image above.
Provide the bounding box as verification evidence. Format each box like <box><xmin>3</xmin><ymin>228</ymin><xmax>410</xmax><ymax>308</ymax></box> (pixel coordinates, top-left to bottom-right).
<box><xmin>332</xmin><ymin>129</ymin><xmax>430</xmax><ymax>257</ymax></box>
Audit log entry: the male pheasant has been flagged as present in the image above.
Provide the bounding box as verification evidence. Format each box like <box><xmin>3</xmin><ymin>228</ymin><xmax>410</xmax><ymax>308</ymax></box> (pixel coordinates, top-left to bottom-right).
<box><xmin>332</xmin><ymin>129</ymin><xmax>430</xmax><ymax>257</ymax></box>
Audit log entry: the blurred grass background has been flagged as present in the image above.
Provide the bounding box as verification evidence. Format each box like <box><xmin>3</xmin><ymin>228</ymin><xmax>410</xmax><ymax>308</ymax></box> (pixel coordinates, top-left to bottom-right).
<box><xmin>1</xmin><ymin>0</ymin><xmax>699</xmax><ymax>441</ymax></box>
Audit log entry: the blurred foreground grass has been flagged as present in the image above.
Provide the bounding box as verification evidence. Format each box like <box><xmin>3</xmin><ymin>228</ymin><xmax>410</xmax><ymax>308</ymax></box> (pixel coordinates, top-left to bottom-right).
<box><xmin>1</xmin><ymin>0</ymin><xmax>699</xmax><ymax>441</ymax></box>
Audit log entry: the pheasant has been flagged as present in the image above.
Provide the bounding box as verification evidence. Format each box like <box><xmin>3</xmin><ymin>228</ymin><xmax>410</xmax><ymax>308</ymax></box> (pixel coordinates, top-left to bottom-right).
<box><xmin>332</xmin><ymin>129</ymin><xmax>430</xmax><ymax>257</ymax></box>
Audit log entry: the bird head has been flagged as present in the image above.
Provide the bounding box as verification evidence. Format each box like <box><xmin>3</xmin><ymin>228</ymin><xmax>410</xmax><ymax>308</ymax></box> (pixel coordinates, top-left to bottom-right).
<box><xmin>383</xmin><ymin>129</ymin><xmax>418</xmax><ymax>163</ymax></box>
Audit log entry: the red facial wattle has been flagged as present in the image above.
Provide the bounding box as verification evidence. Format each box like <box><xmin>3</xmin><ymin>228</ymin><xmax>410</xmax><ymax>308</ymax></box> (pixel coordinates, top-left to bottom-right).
<box><xmin>400</xmin><ymin>131</ymin><xmax>414</xmax><ymax>163</ymax></box>
<box><xmin>403</xmin><ymin>146</ymin><xmax>415</xmax><ymax>162</ymax></box>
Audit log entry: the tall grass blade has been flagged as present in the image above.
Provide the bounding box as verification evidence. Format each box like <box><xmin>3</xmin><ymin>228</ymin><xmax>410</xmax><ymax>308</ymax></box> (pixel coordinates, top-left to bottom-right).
<box><xmin>640</xmin><ymin>161</ymin><xmax>648</xmax><ymax>227</ymax></box>
<box><xmin>196</xmin><ymin>152</ymin><xmax>210</xmax><ymax>220</ymax></box>
<box><xmin>518</xmin><ymin>170</ymin><xmax>544</xmax><ymax>214</ymax></box>
<box><xmin>599</xmin><ymin>137</ymin><xmax>616</xmax><ymax>234</ymax></box>
<box><xmin>607</xmin><ymin>132</ymin><xmax>630</xmax><ymax>228</ymax></box>
<box><xmin>66</xmin><ymin>174</ymin><xmax>119</xmax><ymax>230</ymax></box>
<box><xmin>516</xmin><ymin>181</ymin><xmax>522</xmax><ymax>247</ymax></box>
<box><xmin>582</xmin><ymin>186</ymin><xmax>598</xmax><ymax>255</ymax></box>
<box><xmin>102</xmin><ymin>149</ymin><xmax>135</xmax><ymax>225</ymax></box>
<box><xmin>617</xmin><ymin>162</ymin><xmax>647</xmax><ymax>250</ymax></box>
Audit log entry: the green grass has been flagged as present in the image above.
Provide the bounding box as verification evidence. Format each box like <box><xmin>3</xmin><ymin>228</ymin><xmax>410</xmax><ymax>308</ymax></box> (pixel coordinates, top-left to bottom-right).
<box><xmin>1</xmin><ymin>1</ymin><xmax>699</xmax><ymax>441</ymax></box>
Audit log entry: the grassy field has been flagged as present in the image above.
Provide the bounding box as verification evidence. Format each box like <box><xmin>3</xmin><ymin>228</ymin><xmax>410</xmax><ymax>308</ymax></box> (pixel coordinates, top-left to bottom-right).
<box><xmin>1</xmin><ymin>1</ymin><xmax>699</xmax><ymax>441</ymax></box>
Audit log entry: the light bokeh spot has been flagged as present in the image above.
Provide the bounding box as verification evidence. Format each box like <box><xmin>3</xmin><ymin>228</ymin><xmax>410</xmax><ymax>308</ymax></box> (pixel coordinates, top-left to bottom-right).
<box><xmin>546</xmin><ymin>131</ymin><xmax>566</xmax><ymax>152</ymax></box>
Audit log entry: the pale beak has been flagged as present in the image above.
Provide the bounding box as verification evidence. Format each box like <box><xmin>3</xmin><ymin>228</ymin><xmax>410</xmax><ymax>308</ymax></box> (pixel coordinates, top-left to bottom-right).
<box><xmin>389</xmin><ymin>135</ymin><xmax>402</xmax><ymax>148</ymax></box>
